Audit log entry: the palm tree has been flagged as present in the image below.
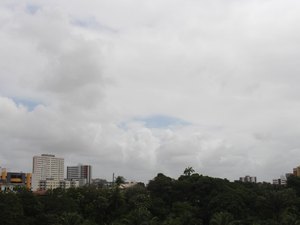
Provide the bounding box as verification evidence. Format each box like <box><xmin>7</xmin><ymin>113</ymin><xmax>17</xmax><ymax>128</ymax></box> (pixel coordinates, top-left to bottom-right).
<box><xmin>183</xmin><ymin>167</ymin><xmax>195</xmax><ymax>176</ymax></box>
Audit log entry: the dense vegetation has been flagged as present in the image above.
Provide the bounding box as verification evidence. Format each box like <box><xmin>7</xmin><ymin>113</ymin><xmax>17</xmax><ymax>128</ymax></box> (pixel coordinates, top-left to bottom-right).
<box><xmin>2</xmin><ymin>169</ymin><xmax>300</xmax><ymax>225</ymax></box>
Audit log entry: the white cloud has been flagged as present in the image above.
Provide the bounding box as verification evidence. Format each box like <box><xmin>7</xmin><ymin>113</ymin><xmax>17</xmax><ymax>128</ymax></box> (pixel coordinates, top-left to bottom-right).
<box><xmin>1</xmin><ymin>0</ymin><xmax>300</xmax><ymax>183</ymax></box>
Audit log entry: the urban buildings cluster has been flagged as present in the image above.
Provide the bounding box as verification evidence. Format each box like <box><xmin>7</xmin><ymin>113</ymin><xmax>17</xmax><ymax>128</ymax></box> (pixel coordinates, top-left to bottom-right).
<box><xmin>2</xmin><ymin>154</ymin><xmax>300</xmax><ymax>191</ymax></box>
<box><xmin>0</xmin><ymin>154</ymin><xmax>92</xmax><ymax>192</ymax></box>
<box><xmin>269</xmin><ymin>166</ymin><xmax>300</xmax><ymax>186</ymax></box>
<box><xmin>239</xmin><ymin>175</ymin><xmax>257</xmax><ymax>183</ymax></box>
<box><xmin>239</xmin><ymin>166</ymin><xmax>300</xmax><ymax>185</ymax></box>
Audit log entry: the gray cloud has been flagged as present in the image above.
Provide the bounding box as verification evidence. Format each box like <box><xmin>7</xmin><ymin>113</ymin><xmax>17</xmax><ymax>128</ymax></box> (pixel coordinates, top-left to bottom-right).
<box><xmin>1</xmin><ymin>0</ymin><xmax>300</xmax><ymax>183</ymax></box>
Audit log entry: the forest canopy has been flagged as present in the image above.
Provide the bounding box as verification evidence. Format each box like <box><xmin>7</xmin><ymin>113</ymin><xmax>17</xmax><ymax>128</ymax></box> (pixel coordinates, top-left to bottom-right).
<box><xmin>1</xmin><ymin>169</ymin><xmax>300</xmax><ymax>225</ymax></box>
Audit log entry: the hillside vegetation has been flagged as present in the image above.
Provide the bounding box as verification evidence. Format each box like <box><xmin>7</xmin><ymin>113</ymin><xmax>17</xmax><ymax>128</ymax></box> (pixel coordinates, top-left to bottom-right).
<box><xmin>2</xmin><ymin>170</ymin><xmax>300</xmax><ymax>225</ymax></box>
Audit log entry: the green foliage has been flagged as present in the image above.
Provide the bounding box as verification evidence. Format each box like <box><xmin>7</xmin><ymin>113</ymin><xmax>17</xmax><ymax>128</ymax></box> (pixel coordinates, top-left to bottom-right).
<box><xmin>183</xmin><ymin>167</ymin><xmax>195</xmax><ymax>176</ymax></box>
<box><xmin>59</xmin><ymin>212</ymin><xmax>83</xmax><ymax>225</ymax></box>
<box><xmin>210</xmin><ymin>212</ymin><xmax>235</xmax><ymax>225</ymax></box>
<box><xmin>256</xmin><ymin>189</ymin><xmax>297</xmax><ymax>222</ymax></box>
<box><xmin>17</xmin><ymin>188</ymin><xmax>42</xmax><ymax>217</ymax></box>
<box><xmin>115</xmin><ymin>176</ymin><xmax>126</xmax><ymax>186</ymax></box>
<box><xmin>2</xmin><ymin>170</ymin><xmax>300</xmax><ymax>225</ymax></box>
<box><xmin>0</xmin><ymin>192</ymin><xmax>24</xmax><ymax>225</ymax></box>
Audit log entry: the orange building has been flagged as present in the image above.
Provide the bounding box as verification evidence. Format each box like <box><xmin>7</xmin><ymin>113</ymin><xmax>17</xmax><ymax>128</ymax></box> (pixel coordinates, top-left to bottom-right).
<box><xmin>0</xmin><ymin>168</ymin><xmax>32</xmax><ymax>191</ymax></box>
<box><xmin>293</xmin><ymin>167</ymin><xmax>300</xmax><ymax>177</ymax></box>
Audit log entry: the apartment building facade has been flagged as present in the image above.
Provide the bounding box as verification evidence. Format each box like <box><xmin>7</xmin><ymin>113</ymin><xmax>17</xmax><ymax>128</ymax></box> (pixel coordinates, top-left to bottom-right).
<box><xmin>67</xmin><ymin>164</ymin><xmax>92</xmax><ymax>186</ymax></box>
<box><xmin>32</xmin><ymin>154</ymin><xmax>64</xmax><ymax>191</ymax></box>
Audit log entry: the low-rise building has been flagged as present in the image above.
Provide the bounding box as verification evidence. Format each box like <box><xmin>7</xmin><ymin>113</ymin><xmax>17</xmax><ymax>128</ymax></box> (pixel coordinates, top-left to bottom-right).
<box><xmin>273</xmin><ymin>178</ymin><xmax>287</xmax><ymax>185</ymax></box>
<box><xmin>39</xmin><ymin>178</ymin><xmax>60</xmax><ymax>190</ymax></box>
<box><xmin>239</xmin><ymin>175</ymin><xmax>257</xmax><ymax>183</ymax></box>
<box><xmin>60</xmin><ymin>179</ymin><xmax>80</xmax><ymax>189</ymax></box>
<box><xmin>39</xmin><ymin>178</ymin><xmax>80</xmax><ymax>190</ymax></box>
<box><xmin>0</xmin><ymin>168</ymin><xmax>31</xmax><ymax>191</ymax></box>
<box><xmin>119</xmin><ymin>181</ymin><xmax>138</xmax><ymax>189</ymax></box>
<box><xmin>92</xmin><ymin>178</ymin><xmax>111</xmax><ymax>188</ymax></box>
<box><xmin>273</xmin><ymin>175</ymin><xmax>287</xmax><ymax>186</ymax></box>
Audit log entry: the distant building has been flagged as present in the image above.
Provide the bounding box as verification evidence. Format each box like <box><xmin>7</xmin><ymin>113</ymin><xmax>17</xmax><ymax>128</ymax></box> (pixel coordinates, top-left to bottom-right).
<box><xmin>32</xmin><ymin>154</ymin><xmax>64</xmax><ymax>191</ymax></box>
<box><xmin>239</xmin><ymin>175</ymin><xmax>257</xmax><ymax>183</ymax></box>
<box><xmin>273</xmin><ymin>178</ymin><xmax>287</xmax><ymax>185</ymax></box>
<box><xmin>0</xmin><ymin>183</ymin><xmax>16</xmax><ymax>192</ymax></box>
<box><xmin>60</xmin><ymin>179</ymin><xmax>80</xmax><ymax>189</ymax></box>
<box><xmin>293</xmin><ymin>166</ymin><xmax>300</xmax><ymax>176</ymax></box>
<box><xmin>273</xmin><ymin>175</ymin><xmax>287</xmax><ymax>186</ymax></box>
<box><xmin>67</xmin><ymin>164</ymin><xmax>92</xmax><ymax>186</ymax></box>
<box><xmin>119</xmin><ymin>181</ymin><xmax>138</xmax><ymax>189</ymax></box>
<box><xmin>0</xmin><ymin>168</ymin><xmax>31</xmax><ymax>191</ymax></box>
<box><xmin>38</xmin><ymin>178</ymin><xmax>80</xmax><ymax>190</ymax></box>
<box><xmin>39</xmin><ymin>178</ymin><xmax>60</xmax><ymax>190</ymax></box>
<box><xmin>92</xmin><ymin>178</ymin><xmax>111</xmax><ymax>188</ymax></box>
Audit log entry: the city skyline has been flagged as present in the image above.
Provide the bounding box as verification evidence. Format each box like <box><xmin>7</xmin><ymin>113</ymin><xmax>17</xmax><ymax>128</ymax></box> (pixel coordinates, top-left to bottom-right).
<box><xmin>1</xmin><ymin>0</ymin><xmax>300</xmax><ymax>183</ymax></box>
<box><xmin>1</xmin><ymin>153</ymin><xmax>300</xmax><ymax>185</ymax></box>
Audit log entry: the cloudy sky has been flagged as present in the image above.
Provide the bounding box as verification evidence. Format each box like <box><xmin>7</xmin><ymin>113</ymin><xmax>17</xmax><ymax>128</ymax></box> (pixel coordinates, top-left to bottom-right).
<box><xmin>1</xmin><ymin>0</ymin><xmax>300</xmax><ymax>183</ymax></box>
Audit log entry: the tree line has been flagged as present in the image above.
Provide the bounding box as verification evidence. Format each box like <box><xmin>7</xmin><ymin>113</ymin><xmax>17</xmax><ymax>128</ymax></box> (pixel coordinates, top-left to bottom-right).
<box><xmin>2</xmin><ymin>169</ymin><xmax>300</xmax><ymax>225</ymax></box>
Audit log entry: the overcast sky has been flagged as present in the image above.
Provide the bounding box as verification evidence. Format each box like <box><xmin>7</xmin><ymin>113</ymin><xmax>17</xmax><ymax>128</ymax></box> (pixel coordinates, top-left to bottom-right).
<box><xmin>1</xmin><ymin>0</ymin><xmax>300</xmax><ymax>183</ymax></box>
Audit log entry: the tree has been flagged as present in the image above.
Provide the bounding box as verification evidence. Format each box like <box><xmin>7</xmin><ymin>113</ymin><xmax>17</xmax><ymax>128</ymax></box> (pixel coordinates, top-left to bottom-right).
<box><xmin>287</xmin><ymin>175</ymin><xmax>300</xmax><ymax>196</ymax></box>
<box><xmin>183</xmin><ymin>167</ymin><xmax>195</xmax><ymax>176</ymax></box>
<box><xmin>123</xmin><ymin>207</ymin><xmax>152</xmax><ymax>225</ymax></box>
<box><xmin>17</xmin><ymin>188</ymin><xmax>42</xmax><ymax>218</ymax></box>
<box><xmin>41</xmin><ymin>188</ymin><xmax>77</xmax><ymax>214</ymax></box>
<box><xmin>171</xmin><ymin>202</ymin><xmax>203</xmax><ymax>225</ymax></box>
<box><xmin>76</xmin><ymin>186</ymin><xmax>109</xmax><ymax>224</ymax></box>
<box><xmin>210</xmin><ymin>212</ymin><xmax>236</xmax><ymax>225</ymax></box>
<box><xmin>115</xmin><ymin>176</ymin><xmax>126</xmax><ymax>186</ymax></box>
<box><xmin>208</xmin><ymin>192</ymin><xmax>246</xmax><ymax>219</ymax></box>
<box><xmin>256</xmin><ymin>189</ymin><xmax>297</xmax><ymax>222</ymax></box>
<box><xmin>0</xmin><ymin>192</ymin><xmax>24</xmax><ymax>225</ymax></box>
<box><xmin>59</xmin><ymin>212</ymin><xmax>83</xmax><ymax>225</ymax></box>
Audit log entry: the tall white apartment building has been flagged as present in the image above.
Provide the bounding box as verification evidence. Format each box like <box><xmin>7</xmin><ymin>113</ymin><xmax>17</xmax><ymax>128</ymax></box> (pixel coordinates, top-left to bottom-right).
<box><xmin>32</xmin><ymin>154</ymin><xmax>64</xmax><ymax>191</ymax></box>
